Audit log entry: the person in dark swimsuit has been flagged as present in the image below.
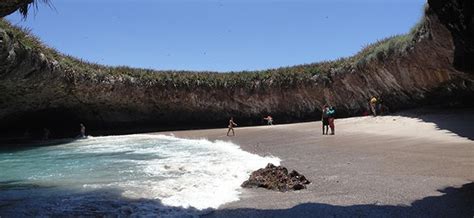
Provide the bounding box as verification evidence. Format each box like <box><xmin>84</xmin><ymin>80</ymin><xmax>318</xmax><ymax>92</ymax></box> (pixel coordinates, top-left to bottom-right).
<box><xmin>322</xmin><ymin>105</ymin><xmax>329</xmax><ymax>135</ymax></box>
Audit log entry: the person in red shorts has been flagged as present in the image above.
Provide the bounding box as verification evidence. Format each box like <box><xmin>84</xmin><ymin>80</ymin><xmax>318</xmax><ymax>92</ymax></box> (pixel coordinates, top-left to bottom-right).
<box><xmin>327</xmin><ymin>107</ymin><xmax>336</xmax><ymax>135</ymax></box>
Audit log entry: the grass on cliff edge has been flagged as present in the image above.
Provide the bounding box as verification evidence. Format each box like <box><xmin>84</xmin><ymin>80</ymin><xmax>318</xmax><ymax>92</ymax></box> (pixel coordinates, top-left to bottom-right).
<box><xmin>0</xmin><ymin>11</ymin><xmax>426</xmax><ymax>89</ymax></box>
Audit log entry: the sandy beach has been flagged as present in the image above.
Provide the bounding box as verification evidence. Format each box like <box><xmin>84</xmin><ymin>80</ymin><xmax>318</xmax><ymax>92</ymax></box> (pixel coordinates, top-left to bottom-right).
<box><xmin>161</xmin><ymin>109</ymin><xmax>474</xmax><ymax>217</ymax></box>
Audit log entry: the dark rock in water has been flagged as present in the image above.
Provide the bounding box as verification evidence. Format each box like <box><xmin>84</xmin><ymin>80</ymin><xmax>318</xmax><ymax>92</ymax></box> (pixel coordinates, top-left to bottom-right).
<box><xmin>241</xmin><ymin>163</ymin><xmax>310</xmax><ymax>192</ymax></box>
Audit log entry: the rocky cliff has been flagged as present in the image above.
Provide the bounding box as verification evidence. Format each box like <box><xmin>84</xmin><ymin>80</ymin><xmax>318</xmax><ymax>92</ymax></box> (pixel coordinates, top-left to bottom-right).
<box><xmin>0</xmin><ymin>0</ymin><xmax>35</xmax><ymax>18</ymax></box>
<box><xmin>0</xmin><ymin>0</ymin><xmax>473</xmax><ymax>138</ymax></box>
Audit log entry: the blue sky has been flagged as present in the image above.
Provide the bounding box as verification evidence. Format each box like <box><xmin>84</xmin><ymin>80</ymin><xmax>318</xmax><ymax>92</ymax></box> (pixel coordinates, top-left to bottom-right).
<box><xmin>7</xmin><ymin>0</ymin><xmax>426</xmax><ymax>72</ymax></box>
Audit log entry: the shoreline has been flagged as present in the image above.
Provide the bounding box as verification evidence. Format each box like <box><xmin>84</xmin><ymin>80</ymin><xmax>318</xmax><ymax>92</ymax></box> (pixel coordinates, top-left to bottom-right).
<box><xmin>0</xmin><ymin>109</ymin><xmax>472</xmax><ymax>216</ymax></box>
<box><xmin>161</xmin><ymin>109</ymin><xmax>474</xmax><ymax>217</ymax></box>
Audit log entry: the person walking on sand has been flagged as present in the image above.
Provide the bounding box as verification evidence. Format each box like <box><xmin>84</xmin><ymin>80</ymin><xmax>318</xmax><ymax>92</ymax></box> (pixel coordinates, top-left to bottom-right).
<box><xmin>264</xmin><ymin>115</ymin><xmax>273</xmax><ymax>125</ymax></box>
<box><xmin>227</xmin><ymin>117</ymin><xmax>238</xmax><ymax>136</ymax></box>
<box><xmin>370</xmin><ymin>96</ymin><xmax>378</xmax><ymax>116</ymax></box>
<box><xmin>327</xmin><ymin>106</ymin><xmax>336</xmax><ymax>135</ymax></box>
<box><xmin>321</xmin><ymin>105</ymin><xmax>330</xmax><ymax>135</ymax></box>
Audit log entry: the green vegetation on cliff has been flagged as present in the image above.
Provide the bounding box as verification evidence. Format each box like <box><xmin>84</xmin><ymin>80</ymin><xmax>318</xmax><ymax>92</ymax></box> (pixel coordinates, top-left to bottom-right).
<box><xmin>3</xmin><ymin>2</ymin><xmax>472</xmax><ymax>137</ymax></box>
<box><xmin>0</xmin><ymin>10</ymin><xmax>426</xmax><ymax>90</ymax></box>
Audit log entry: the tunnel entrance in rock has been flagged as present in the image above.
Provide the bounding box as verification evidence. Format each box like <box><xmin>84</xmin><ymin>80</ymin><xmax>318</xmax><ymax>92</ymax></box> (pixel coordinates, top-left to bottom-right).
<box><xmin>2</xmin><ymin>108</ymin><xmax>82</xmax><ymax>139</ymax></box>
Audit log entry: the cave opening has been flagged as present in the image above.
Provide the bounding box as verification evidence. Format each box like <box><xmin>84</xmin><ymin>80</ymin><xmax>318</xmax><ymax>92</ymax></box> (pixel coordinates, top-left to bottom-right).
<box><xmin>1</xmin><ymin>108</ymin><xmax>82</xmax><ymax>139</ymax></box>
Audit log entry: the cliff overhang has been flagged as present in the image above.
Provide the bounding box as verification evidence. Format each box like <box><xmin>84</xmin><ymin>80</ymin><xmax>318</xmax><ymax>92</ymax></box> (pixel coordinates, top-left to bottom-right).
<box><xmin>0</xmin><ymin>0</ymin><xmax>473</xmax><ymax>139</ymax></box>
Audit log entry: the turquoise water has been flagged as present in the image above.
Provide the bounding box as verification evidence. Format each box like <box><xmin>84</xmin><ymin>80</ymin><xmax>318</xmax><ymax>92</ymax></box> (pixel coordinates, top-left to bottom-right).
<box><xmin>0</xmin><ymin>134</ymin><xmax>279</xmax><ymax>216</ymax></box>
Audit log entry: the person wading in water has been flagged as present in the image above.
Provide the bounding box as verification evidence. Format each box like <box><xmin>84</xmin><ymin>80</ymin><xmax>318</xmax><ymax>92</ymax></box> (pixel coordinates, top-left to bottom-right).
<box><xmin>227</xmin><ymin>117</ymin><xmax>238</xmax><ymax>136</ymax></box>
<box><xmin>78</xmin><ymin>123</ymin><xmax>86</xmax><ymax>138</ymax></box>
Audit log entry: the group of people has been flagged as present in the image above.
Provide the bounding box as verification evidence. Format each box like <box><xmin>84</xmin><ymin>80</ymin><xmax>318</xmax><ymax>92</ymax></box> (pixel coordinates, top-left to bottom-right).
<box><xmin>369</xmin><ymin>96</ymin><xmax>386</xmax><ymax>116</ymax></box>
<box><xmin>226</xmin><ymin>105</ymin><xmax>338</xmax><ymax>136</ymax></box>
<box><xmin>321</xmin><ymin>105</ymin><xmax>336</xmax><ymax>135</ymax></box>
<box><xmin>35</xmin><ymin>97</ymin><xmax>388</xmax><ymax>140</ymax></box>
<box><xmin>38</xmin><ymin>123</ymin><xmax>86</xmax><ymax>140</ymax></box>
<box><xmin>44</xmin><ymin>98</ymin><xmax>387</xmax><ymax>139</ymax></box>
<box><xmin>226</xmin><ymin>115</ymin><xmax>273</xmax><ymax>136</ymax></box>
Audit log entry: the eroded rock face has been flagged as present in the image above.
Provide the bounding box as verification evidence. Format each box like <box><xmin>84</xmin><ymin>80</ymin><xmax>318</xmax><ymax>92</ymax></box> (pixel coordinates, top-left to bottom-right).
<box><xmin>428</xmin><ymin>0</ymin><xmax>474</xmax><ymax>73</ymax></box>
<box><xmin>0</xmin><ymin>1</ymin><xmax>473</xmax><ymax>138</ymax></box>
<box><xmin>241</xmin><ymin>163</ymin><xmax>310</xmax><ymax>192</ymax></box>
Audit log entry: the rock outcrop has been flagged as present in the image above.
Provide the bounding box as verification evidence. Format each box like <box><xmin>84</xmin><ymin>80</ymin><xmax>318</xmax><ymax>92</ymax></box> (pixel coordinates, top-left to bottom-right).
<box><xmin>0</xmin><ymin>0</ymin><xmax>473</xmax><ymax>138</ymax></box>
<box><xmin>0</xmin><ymin>0</ymin><xmax>34</xmax><ymax>18</ymax></box>
<box><xmin>242</xmin><ymin>163</ymin><xmax>310</xmax><ymax>192</ymax></box>
<box><xmin>428</xmin><ymin>0</ymin><xmax>474</xmax><ymax>72</ymax></box>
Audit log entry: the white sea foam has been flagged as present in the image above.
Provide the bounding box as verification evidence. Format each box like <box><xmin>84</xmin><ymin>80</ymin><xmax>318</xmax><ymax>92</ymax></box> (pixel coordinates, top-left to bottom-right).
<box><xmin>0</xmin><ymin>134</ymin><xmax>280</xmax><ymax>212</ymax></box>
<box><xmin>125</xmin><ymin>135</ymin><xmax>280</xmax><ymax>209</ymax></box>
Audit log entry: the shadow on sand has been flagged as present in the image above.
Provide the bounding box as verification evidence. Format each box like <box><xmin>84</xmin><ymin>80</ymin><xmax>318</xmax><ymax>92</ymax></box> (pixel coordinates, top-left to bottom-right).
<box><xmin>206</xmin><ymin>182</ymin><xmax>474</xmax><ymax>217</ymax></box>
<box><xmin>399</xmin><ymin>108</ymin><xmax>474</xmax><ymax>141</ymax></box>
<box><xmin>0</xmin><ymin>181</ymin><xmax>472</xmax><ymax>217</ymax></box>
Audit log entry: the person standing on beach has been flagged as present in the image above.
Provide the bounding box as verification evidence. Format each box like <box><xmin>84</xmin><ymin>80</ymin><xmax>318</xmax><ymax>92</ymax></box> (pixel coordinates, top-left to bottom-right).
<box><xmin>377</xmin><ymin>97</ymin><xmax>384</xmax><ymax>115</ymax></box>
<box><xmin>264</xmin><ymin>115</ymin><xmax>273</xmax><ymax>125</ymax></box>
<box><xmin>79</xmin><ymin>123</ymin><xmax>86</xmax><ymax>138</ymax></box>
<box><xmin>370</xmin><ymin>96</ymin><xmax>377</xmax><ymax>116</ymax></box>
<box><xmin>327</xmin><ymin>107</ymin><xmax>336</xmax><ymax>135</ymax></box>
<box><xmin>322</xmin><ymin>105</ymin><xmax>329</xmax><ymax>135</ymax></box>
<box><xmin>227</xmin><ymin>117</ymin><xmax>238</xmax><ymax>136</ymax></box>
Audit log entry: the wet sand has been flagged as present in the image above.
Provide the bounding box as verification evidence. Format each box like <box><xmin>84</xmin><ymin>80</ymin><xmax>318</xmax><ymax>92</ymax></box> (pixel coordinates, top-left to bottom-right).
<box><xmin>162</xmin><ymin>109</ymin><xmax>474</xmax><ymax>217</ymax></box>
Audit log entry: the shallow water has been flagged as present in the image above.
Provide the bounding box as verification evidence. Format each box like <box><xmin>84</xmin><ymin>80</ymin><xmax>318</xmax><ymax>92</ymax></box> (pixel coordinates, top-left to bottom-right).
<box><xmin>0</xmin><ymin>134</ymin><xmax>279</xmax><ymax>216</ymax></box>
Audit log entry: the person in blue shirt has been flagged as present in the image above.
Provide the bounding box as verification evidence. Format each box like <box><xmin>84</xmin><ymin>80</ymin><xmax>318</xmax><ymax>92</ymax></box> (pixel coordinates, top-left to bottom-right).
<box><xmin>327</xmin><ymin>107</ymin><xmax>336</xmax><ymax>135</ymax></box>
